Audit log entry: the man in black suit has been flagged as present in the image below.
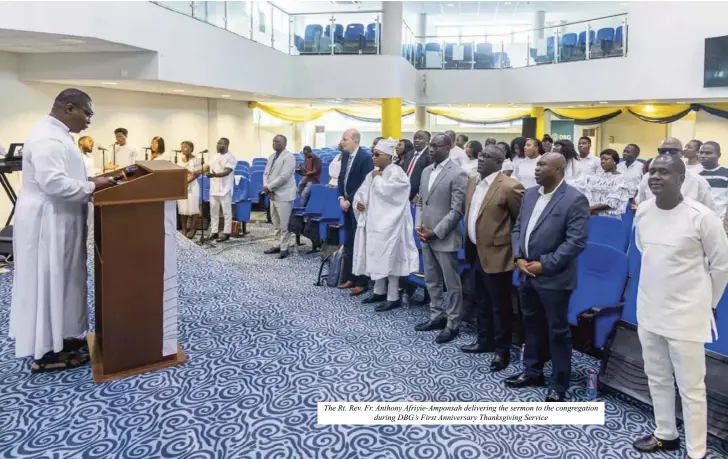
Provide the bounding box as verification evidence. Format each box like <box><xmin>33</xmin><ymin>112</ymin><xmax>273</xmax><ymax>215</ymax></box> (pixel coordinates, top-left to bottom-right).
<box><xmin>402</xmin><ymin>130</ymin><xmax>431</xmax><ymax>204</ymax></box>
<box><xmin>337</xmin><ymin>128</ymin><xmax>375</xmax><ymax>296</ymax></box>
<box><xmin>507</xmin><ymin>153</ymin><xmax>590</xmax><ymax>402</ymax></box>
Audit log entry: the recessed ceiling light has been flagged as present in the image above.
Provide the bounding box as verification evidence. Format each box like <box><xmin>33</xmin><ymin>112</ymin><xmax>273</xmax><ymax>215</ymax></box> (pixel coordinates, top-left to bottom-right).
<box><xmin>578</xmin><ymin>104</ymin><xmax>587</xmax><ymax>107</ymax></box>
<box><xmin>101</xmin><ymin>81</ymin><xmax>117</xmax><ymax>85</ymax></box>
<box><xmin>505</xmin><ymin>2</ymin><xmax>512</xmax><ymax>4</ymax></box>
<box><xmin>446</xmin><ymin>3</ymin><xmax>455</xmax><ymax>6</ymax></box>
<box><xmin>59</xmin><ymin>38</ymin><xmax>85</xmax><ymax>44</ymax></box>
<box><xmin>567</xmin><ymin>105</ymin><xmax>575</xmax><ymax>108</ymax></box>
<box><xmin>221</xmin><ymin>94</ymin><xmax>231</xmax><ymax>98</ymax></box>
<box><xmin>599</xmin><ymin>101</ymin><xmax>608</xmax><ymax>104</ymax></box>
<box><xmin>173</xmin><ymin>89</ymin><xmax>185</xmax><ymax>93</ymax></box>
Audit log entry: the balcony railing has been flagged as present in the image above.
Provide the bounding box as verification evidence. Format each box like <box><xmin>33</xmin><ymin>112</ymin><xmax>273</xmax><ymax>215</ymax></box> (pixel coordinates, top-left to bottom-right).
<box><xmin>406</xmin><ymin>14</ymin><xmax>628</xmax><ymax>70</ymax></box>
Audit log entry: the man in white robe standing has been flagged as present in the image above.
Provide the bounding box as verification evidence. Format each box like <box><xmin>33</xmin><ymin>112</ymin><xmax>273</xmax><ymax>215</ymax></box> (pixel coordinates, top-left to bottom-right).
<box><xmin>632</xmin><ymin>154</ymin><xmax>728</xmax><ymax>459</ymax></box>
<box><xmin>353</xmin><ymin>138</ymin><xmax>419</xmax><ymax>312</ymax></box>
<box><xmin>9</xmin><ymin>88</ymin><xmax>117</xmax><ymax>372</ymax></box>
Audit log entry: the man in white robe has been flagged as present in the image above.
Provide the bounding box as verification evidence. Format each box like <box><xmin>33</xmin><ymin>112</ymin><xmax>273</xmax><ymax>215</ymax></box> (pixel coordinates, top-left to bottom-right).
<box><xmin>353</xmin><ymin>139</ymin><xmax>419</xmax><ymax>312</ymax></box>
<box><xmin>9</xmin><ymin>89</ymin><xmax>117</xmax><ymax>372</ymax></box>
<box><xmin>632</xmin><ymin>154</ymin><xmax>728</xmax><ymax>459</ymax></box>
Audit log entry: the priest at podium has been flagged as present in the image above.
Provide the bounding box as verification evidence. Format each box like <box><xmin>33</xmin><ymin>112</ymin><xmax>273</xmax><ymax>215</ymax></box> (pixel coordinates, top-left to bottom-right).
<box><xmin>9</xmin><ymin>89</ymin><xmax>117</xmax><ymax>373</ymax></box>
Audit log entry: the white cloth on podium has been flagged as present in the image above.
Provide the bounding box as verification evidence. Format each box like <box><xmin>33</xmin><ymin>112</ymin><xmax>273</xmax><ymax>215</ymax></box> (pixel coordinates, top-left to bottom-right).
<box><xmin>162</xmin><ymin>200</ymin><xmax>178</xmax><ymax>357</ymax></box>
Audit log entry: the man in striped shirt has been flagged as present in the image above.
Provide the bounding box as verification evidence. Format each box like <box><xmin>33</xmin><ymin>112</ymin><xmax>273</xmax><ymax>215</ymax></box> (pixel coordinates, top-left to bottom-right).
<box><xmin>699</xmin><ymin>141</ymin><xmax>728</xmax><ymax>219</ymax></box>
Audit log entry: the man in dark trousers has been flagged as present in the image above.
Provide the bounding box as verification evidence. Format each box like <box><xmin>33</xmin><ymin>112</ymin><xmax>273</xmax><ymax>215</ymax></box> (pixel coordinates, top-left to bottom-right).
<box><xmin>462</xmin><ymin>145</ymin><xmax>524</xmax><ymax>372</ymax></box>
<box><xmin>507</xmin><ymin>152</ymin><xmax>589</xmax><ymax>402</ymax></box>
<box><xmin>403</xmin><ymin>130</ymin><xmax>431</xmax><ymax>204</ymax></box>
<box><xmin>337</xmin><ymin>128</ymin><xmax>374</xmax><ymax>296</ymax></box>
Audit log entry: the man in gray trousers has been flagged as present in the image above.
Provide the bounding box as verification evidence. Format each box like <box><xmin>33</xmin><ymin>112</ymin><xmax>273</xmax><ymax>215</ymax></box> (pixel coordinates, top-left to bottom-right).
<box><xmin>263</xmin><ymin>134</ymin><xmax>297</xmax><ymax>259</ymax></box>
<box><xmin>415</xmin><ymin>133</ymin><xmax>468</xmax><ymax>344</ymax></box>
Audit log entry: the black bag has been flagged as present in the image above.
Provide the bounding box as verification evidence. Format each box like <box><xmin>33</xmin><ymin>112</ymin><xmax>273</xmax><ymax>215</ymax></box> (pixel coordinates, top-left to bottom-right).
<box><xmin>303</xmin><ymin>218</ymin><xmax>321</xmax><ymax>249</ymax></box>
<box><xmin>288</xmin><ymin>214</ymin><xmax>305</xmax><ymax>235</ymax></box>
<box><xmin>316</xmin><ymin>249</ymin><xmax>345</xmax><ymax>287</ymax></box>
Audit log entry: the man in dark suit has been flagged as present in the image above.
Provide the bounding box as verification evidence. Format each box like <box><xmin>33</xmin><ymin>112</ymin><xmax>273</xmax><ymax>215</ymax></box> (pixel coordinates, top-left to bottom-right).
<box><xmin>403</xmin><ymin>130</ymin><xmax>431</xmax><ymax>204</ymax></box>
<box><xmin>462</xmin><ymin>145</ymin><xmax>525</xmax><ymax>372</ymax></box>
<box><xmin>507</xmin><ymin>152</ymin><xmax>589</xmax><ymax>402</ymax></box>
<box><xmin>337</xmin><ymin>128</ymin><xmax>374</xmax><ymax>296</ymax></box>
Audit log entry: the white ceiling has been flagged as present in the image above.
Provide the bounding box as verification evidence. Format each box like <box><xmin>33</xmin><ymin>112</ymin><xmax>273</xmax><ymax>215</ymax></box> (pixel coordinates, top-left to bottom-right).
<box><xmin>0</xmin><ymin>30</ymin><xmax>145</xmax><ymax>53</ymax></box>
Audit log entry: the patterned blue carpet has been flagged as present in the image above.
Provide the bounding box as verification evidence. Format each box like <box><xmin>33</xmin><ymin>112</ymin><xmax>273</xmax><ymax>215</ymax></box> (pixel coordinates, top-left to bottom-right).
<box><xmin>0</xmin><ymin>223</ymin><xmax>726</xmax><ymax>459</ymax></box>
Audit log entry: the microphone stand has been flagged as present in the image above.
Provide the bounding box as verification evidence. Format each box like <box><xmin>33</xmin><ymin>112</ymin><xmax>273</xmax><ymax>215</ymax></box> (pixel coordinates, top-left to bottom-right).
<box><xmin>196</xmin><ymin>150</ymin><xmax>214</xmax><ymax>248</ymax></box>
<box><xmin>143</xmin><ymin>147</ymin><xmax>151</xmax><ymax>161</ymax></box>
<box><xmin>173</xmin><ymin>150</ymin><xmax>182</xmax><ymax>164</ymax></box>
<box><xmin>112</xmin><ymin>143</ymin><xmax>117</xmax><ymax>165</ymax></box>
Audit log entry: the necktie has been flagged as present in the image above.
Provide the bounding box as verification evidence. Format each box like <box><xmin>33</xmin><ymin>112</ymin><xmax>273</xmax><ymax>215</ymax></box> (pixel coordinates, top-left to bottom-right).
<box><xmin>344</xmin><ymin>152</ymin><xmax>355</xmax><ymax>190</ymax></box>
<box><xmin>270</xmin><ymin>152</ymin><xmax>281</xmax><ymax>169</ymax></box>
<box><xmin>406</xmin><ymin>151</ymin><xmax>421</xmax><ymax>176</ymax></box>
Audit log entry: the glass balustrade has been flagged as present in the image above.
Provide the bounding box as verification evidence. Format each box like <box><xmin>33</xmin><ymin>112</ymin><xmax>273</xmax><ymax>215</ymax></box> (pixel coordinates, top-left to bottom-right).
<box><xmin>288</xmin><ymin>11</ymin><xmax>382</xmax><ymax>55</ymax></box>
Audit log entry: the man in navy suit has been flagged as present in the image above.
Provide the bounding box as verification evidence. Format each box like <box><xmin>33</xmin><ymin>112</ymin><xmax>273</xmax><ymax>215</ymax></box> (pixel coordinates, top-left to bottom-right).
<box><xmin>337</xmin><ymin>128</ymin><xmax>374</xmax><ymax>296</ymax></box>
<box><xmin>506</xmin><ymin>153</ymin><xmax>589</xmax><ymax>402</ymax></box>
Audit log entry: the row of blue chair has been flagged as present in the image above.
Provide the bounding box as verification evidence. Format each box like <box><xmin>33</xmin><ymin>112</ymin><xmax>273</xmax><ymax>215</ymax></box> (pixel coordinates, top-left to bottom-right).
<box><xmin>535</xmin><ymin>26</ymin><xmax>624</xmax><ymax>63</ymax></box>
<box><xmin>296</xmin><ymin>23</ymin><xmax>380</xmax><ymax>55</ymax></box>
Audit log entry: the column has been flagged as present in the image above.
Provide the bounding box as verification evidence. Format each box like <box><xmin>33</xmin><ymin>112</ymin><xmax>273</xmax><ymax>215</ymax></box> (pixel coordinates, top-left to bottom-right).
<box><xmin>531</xmin><ymin>106</ymin><xmax>545</xmax><ymax>141</ymax></box>
<box><xmin>382</xmin><ymin>98</ymin><xmax>403</xmax><ymax>140</ymax></box>
<box><xmin>381</xmin><ymin>1</ymin><xmax>403</xmax><ymax>56</ymax></box>
<box><xmin>533</xmin><ymin>10</ymin><xmax>545</xmax><ymax>40</ymax></box>
<box><xmin>418</xmin><ymin>12</ymin><xmax>427</xmax><ymax>44</ymax></box>
<box><xmin>415</xmin><ymin>105</ymin><xmax>427</xmax><ymax>131</ymax></box>
<box><xmin>292</xmin><ymin>122</ymin><xmax>306</xmax><ymax>151</ymax></box>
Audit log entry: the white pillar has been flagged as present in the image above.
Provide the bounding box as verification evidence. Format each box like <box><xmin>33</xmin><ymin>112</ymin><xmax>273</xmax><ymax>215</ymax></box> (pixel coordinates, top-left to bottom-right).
<box><xmin>418</xmin><ymin>12</ymin><xmax>427</xmax><ymax>44</ymax></box>
<box><xmin>415</xmin><ymin>106</ymin><xmax>427</xmax><ymax>131</ymax></box>
<box><xmin>533</xmin><ymin>10</ymin><xmax>545</xmax><ymax>40</ymax></box>
<box><xmin>381</xmin><ymin>1</ymin><xmax>403</xmax><ymax>56</ymax></box>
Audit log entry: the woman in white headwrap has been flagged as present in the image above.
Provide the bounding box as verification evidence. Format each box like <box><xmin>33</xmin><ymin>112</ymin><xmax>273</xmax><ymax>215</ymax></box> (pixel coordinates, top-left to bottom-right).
<box><xmin>352</xmin><ymin>138</ymin><xmax>419</xmax><ymax>311</ymax></box>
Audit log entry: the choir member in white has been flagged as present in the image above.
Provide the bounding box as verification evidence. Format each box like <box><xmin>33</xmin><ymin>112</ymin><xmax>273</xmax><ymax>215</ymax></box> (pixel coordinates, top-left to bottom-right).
<box><xmin>632</xmin><ymin>153</ymin><xmax>728</xmax><ymax>459</ymax></box>
<box><xmin>9</xmin><ymin>89</ymin><xmax>117</xmax><ymax>372</ymax></box>
<box><xmin>112</xmin><ymin>127</ymin><xmax>141</xmax><ymax>169</ymax></box>
<box><xmin>635</xmin><ymin>138</ymin><xmax>715</xmax><ymax>212</ymax></box>
<box><xmin>577</xmin><ymin>136</ymin><xmax>601</xmax><ymax>176</ymax></box>
<box><xmin>150</xmin><ymin>136</ymin><xmax>172</xmax><ymax>162</ymax></box>
<box><xmin>353</xmin><ymin>138</ymin><xmax>419</xmax><ymax>312</ymax></box>
<box><xmin>177</xmin><ymin>140</ymin><xmax>202</xmax><ymax>239</ymax></box>
<box><xmin>582</xmin><ymin>149</ymin><xmax>630</xmax><ymax>219</ymax></box>
<box><xmin>553</xmin><ymin>139</ymin><xmax>585</xmax><ymax>191</ymax></box>
<box><xmin>204</xmin><ymin>138</ymin><xmax>237</xmax><ymax>242</ymax></box>
<box><xmin>462</xmin><ymin>140</ymin><xmax>482</xmax><ymax>178</ymax></box>
<box><xmin>616</xmin><ymin>144</ymin><xmax>644</xmax><ymax>199</ymax></box>
<box><xmin>445</xmin><ymin>130</ymin><xmax>469</xmax><ymax>168</ymax></box>
<box><xmin>513</xmin><ymin>137</ymin><xmax>543</xmax><ymax>189</ymax></box>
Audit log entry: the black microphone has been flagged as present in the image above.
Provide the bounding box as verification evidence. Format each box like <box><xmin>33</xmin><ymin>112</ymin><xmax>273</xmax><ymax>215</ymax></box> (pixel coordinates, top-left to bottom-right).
<box><xmin>112</xmin><ymin>165</ymin><xmax>139</xmax><ymax>181</ymax></box>
<box><xmin>198</xmin><ymin>149</ymin><xmax>209</xmax><ymax>154</ymax></box>
<box><xmin>97</xmin><ymin>146</ymin><xmax>108</xmax><ymax>151</ymax></box>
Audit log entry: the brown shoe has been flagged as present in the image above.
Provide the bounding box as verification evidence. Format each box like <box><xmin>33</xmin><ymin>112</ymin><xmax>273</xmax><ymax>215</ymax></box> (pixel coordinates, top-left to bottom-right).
<box><xmin>350</xmin><ymin>286</ymin><xmax>368</xmax><ymax>296</ymax></box>
<box><xmin>338</xmin><ymin>281</ymin><xmax>354</xmax><ymax>289</ymax></box>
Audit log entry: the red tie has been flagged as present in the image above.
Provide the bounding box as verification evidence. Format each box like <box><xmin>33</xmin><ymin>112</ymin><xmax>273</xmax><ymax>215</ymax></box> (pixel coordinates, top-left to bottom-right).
<box><xmin>407</xmin><ymin>152</ymin><xmax>420</xmax><ymax>176</ymax></box>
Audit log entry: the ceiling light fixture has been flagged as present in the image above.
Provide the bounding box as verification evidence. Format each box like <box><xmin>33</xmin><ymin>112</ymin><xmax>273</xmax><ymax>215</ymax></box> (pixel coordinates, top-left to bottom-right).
<box><xmin>59</xmin><ymin>38</ymin><xmax>85</xmax><ymax>44</ymax></box>
<box><xmin>173</xmin><ymin>89</ymin><xmax>185</xmax><ymax>93</ymax></box>
<box><xmin>221</xmin><ymin>94</ymin><xmax>231</xmax><ymax>98</ymax></box>
<box><xmin>101</xmin><ymin>81</ymin><xmax>117</xmax><ymax>85</ymax></box>
<box><xmin>578</xmin><ymin>104</ymin><xmax>587</xmax><ymax>107</ymax></box>
<box><xmin>599</xmin><ymin>101</ymin><xmax>608</xmax><ymax>104</ymax></box>
<box><xmin>446</xmin><ymin>3</ymin><xmax>455</xmax><ymax>6</ymax></box>
<box><xmin>677</xmin><ymin>101</ymin><xmax>687</xmax><ymax>104</ymax></box>
<box><xmin>505</xmin><ymin>1</ymin><xmax>512</xmax><ymax>4</ymax></box>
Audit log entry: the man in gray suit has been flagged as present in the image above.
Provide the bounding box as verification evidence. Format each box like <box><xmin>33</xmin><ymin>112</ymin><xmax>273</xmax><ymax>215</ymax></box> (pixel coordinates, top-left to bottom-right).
<box><xmin>263</xmin><ymin>135</ymin><xmax>297</xmax><ymax>259</ymax></box>
<box><xmin>415</xmin><ymin>133</ymin><xmax>468</xmax><ymax>344</ymax></box>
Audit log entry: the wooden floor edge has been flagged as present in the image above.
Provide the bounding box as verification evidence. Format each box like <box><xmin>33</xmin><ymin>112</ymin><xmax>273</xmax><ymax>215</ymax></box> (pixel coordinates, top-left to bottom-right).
<box><xmin>87</xmin><ymin>332</ymin><xmax>188</xmax><ymax>384</ymax></box>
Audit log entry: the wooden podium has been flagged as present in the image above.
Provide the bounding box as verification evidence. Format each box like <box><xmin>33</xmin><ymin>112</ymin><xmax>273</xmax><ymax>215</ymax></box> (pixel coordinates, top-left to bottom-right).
<box><xmin>89</xmin><ymin>161</ymin><xmax>188</xmax><ymax>383</ymax></box>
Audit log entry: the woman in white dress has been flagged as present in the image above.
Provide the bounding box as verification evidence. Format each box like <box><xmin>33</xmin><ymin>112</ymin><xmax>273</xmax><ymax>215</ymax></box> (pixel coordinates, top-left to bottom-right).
<box><xmin>150</xmin><ymin>136</ymin><xmax>172</xmax><ymax>162</ymax></box>
<box><xmin>328</xmin><ymin>152</ymin><xmax>342</xmax><ymax>187</ymax></box>
<box><xmin>176</xmin><ymin>140</ymin><xmax>202</xmax><ymax>238</ymax></box>
<box><xmin>513</xmin><ymin>138</ymin><xmax>544</xmax><ymax>189</ymax></box>
<box><xmin>553</xmin><ymin>138</ymin><xmax>585</xmax><ymax>191</ymax></box>
<box><xmin>583</xmin><ymin>149</ymin><xmax>630</xmax><ymax>219</ymax></box>
<box><xmin>463</xmin><ymin>140</ymin><xmax>482</xmax><ymax>178</ymax></box>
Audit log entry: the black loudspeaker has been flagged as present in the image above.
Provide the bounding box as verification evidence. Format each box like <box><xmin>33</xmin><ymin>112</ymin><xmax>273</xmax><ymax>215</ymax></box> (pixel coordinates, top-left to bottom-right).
<box><xmin>522</xmin><ymin>117</ymin><xmax>537</xmax><ymax>139</ymax></box>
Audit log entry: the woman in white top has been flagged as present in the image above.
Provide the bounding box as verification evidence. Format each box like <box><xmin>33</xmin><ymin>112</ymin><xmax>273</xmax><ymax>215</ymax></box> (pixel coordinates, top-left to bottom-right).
<box><xmin>497</xmin><ymin>141</ymin><xmax>515</xmax><ymax>176</ymax></box>
<box><xmin>177</xmin><ymin>140</ymin><xmax>202</xmax><ymax>238</ymax></box>
<box><xmin>328</xmin><ymin>152</ymin><xmax>342</xmax><ymax>187</ymax></box>
<box><xmin>150</xmin><ymin>136</ymin><xmax>173</xmax><ymax>162</ymax></box>
<box><xmin>463</xmin><ymin>140</ymin><xmax>482</xmax><ymax>178</ymax></box>
<box><xmin>553</xmin><ymin>139</ymin><xmax>585</xmax><ymax>192</ymax></box>
<box><xmin>510</xmin><ymin>137</ymin><xmax>527</xmax><ymax>170</ymax></box>
<box><xmin>583</xmin><ymin>149</ymin><xmax>630</xmax><ymax>219</ymax></box>
<box><xmin>513</xmin><ymin>137</ymin><xmax>544</xmax><ymax>189</ymax></box>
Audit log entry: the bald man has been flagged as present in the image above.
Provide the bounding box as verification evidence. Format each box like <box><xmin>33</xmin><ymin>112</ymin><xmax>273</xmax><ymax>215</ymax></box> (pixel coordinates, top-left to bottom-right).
<box><xmin>337</xmin><ymin>129</ymin><xmax>374</xmax><ymax>296</ymax></box>
<box><xmin>509</xmin><ymin>152</ymin><xmax>590</xmax><ymax>402</ymax></box>
<box><xmin>636</xmin><ymin>138</ymin><xmax>715</xmax><ymax>212</ymax></box>
<box><xmin>633</xmin><ymin>154</ymin><xmax>728</xmax><ymax>459</ymax></box>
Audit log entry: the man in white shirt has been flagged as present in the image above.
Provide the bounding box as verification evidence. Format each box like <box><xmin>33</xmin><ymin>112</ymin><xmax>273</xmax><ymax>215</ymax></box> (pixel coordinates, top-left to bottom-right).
<box><xmin>263</xmin><ymin>135</ymin><xmax>296</xmax><ymax>259</ymax></box>
<box><xmin>113</xmin><ymin>127</ymin><xmax>141</xmax><ymax>169</ymax></box>
<box><xmin>444</xmin><ymin>130</ymin><xmax>468</xmax><ymax>168</ymax></box>
<box><xmin>578</xmin><ymin>136</ymin><xmax>600</xmax><ymax>176</ymax></box>
<box><xmin>632</xmin><ymin>154</ymin><xmax>728</xmax><ymax>459</ymax></box>
<box><xmin>204</xmin><ymin>138</ymin><xmax>237</xmax><ymax>242</ymax></box>
<box><xmin>698</xmin><ymin>141</ymin><xmax>728</xmax><ymax>220</ymax></box>
<box><xmin>617</xmin><ymin>143</ymin><xmax>644</xmax><ymax>199</ymax></box>
<box><xmin>462</xmin><ymin>145</ymin><xmax>524</xmax><ymax>372</ymax></box>
<box><xmin>683</xmin><ymin>139</ymin><xmax>703</xmax><ymax>173</ymax></box>
<box><xmin>636</xmin><ymin>138</ymin><xmax>715</xmax><ymax>212</ymax></box>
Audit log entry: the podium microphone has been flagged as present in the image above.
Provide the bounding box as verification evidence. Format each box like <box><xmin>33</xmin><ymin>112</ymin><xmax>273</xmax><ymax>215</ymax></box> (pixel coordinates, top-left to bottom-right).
<box><xmin>143</xmin><ymin>147</ymin><xmax>152</xmax><ymax>161</ymax></box>
<box><xmin>112</xmin><ymin>165</ymin><xmax>139</xmax><ymax>182</ymax></box>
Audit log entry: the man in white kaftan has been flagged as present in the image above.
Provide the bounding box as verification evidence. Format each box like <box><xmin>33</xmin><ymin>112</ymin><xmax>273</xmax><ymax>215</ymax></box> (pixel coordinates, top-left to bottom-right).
<box><xmin>353</xmin><ymin>139</ymin><xmax>419</xmax><ymax>312</ymax></box>
<box><xmin>9</xmin><ymin>89</ymin><xmax>117</xmax><ymax>372</ymax></box>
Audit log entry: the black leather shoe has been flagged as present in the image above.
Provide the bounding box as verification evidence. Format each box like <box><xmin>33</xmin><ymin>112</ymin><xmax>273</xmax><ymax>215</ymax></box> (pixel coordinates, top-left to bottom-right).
<box><xmin>218</xmin><ymin>234</ymin><xmax>230</xmax><ymax>242</ymax></box>
<box><xmin>264</xmin><ymin>247</ymin><xmax>281</xmax><ymax>254</ymax></box>
<box><xmin>375</xmin><ymin>300</ymin><xmax>402</xmax><ymax>312</ymax></box>
<box><xmin>414</xmin><ymin>319</ymin><xmax>447</xmax><ymax>332</ymax></box>
<box><xmin>209</xmin><ymin>233</ymin><xmax>219</xmax><ymax>240</ymax></box>
<box><xmin>362</xmin><ymin>294</ymin><xmax>387</xmax><ymax>304</ymax></box>
<box><xmin>460</xmin><ymin>341</ymin><xmax>495</xmax><ymax>354</ymax></box>
<box><xmin>278</xmin><ymin>250</ymin><xmax>289</xmax><ymax>259</ymax></box>
<box><xmin>544</xmin><ymin>389</ymin><xmax>566</xmax><ymax>402</ymax></box>
<box><xmin>490</xmin><ymin>355</ymin><xmax>510</xmax><ymax>372</ymax></box>
<box><xmin>632</xmin><ymin>434</ymin><xmax>680</xmax><ymax>453</ymax></box>
<box><xmin>435</xmin><ymin>327</ymin><xmax>459</xmax><ymax>344</ymax></box>
<box><xmin>504</xmin><ymin>373</ymin><xmax>546</xmax><ymax>388</ymax></box>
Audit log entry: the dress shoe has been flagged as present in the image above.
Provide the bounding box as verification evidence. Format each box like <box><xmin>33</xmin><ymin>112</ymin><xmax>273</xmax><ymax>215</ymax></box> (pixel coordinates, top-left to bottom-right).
<box><xmin>504</xmin><ymin>373</ymin><xmax>546</xmax><ymax>388</ymax></box>
<box><xmin>375</xmin><ymin>300</ymin><xmax>401</xmax><ymax>312</ymax></box>
<box><xmin>414</xmin><ymin>318</ymin><xmax>447</xmax><ymax>332</ymax></box>
<box><xmin>278</xmin><ymin>250</ymin><xmax>289</xmax><ymax>259</ymax></box>
<box><xmin>490</xmin><ymin>355</ymin><xmax>510</xmax><ymax>372</ymax></box>
<box><xmin>362</xmin><ymin>294</ymin><xmax>387</xmax><ymax>304</ymax></box>
<box><xmin>544</xmin><ymin>389</ymin><xmax>566</xmax><ymax>402</ymax></box>
<box><xmin>435</xmin><ymin>327</ymin><xmax>459</xmax><ymax>344</ymax></box>
<box><xmin>460</xmin><ymin>341</ymin><xmax>495</xmax><ymax>354</ymax></box>
<box><xmin>264</xmin><ymin>247</ymin><xmax>281</xmax><ymax>255</ymax></box>
<box><xmin>338</xmin><ymin>281</ymin><xmax>354</xmax><ymax>289</ymax></box>
<box><xmin>632</xmin><ymin>434</ymin><xmax>680</xmax><ymax>453</ymax></box>
<box><xmin>349</xmin><ymin>286</ymin><xmax>368</xmax><ymax>296</ymax></box>
<box><xmin>209</xmin><ymin>233</ymin><xmax>219</xmax><ymax>240</ymax></box>
<box><xmin>686</xmin><ymin>456</ymin><xmax>706</xmax><ymax>459</ymax></box>
<box><xmin>218</xmin><ymin>234</ymin><xmax>230</xmax><ymax>242</ymax></box>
